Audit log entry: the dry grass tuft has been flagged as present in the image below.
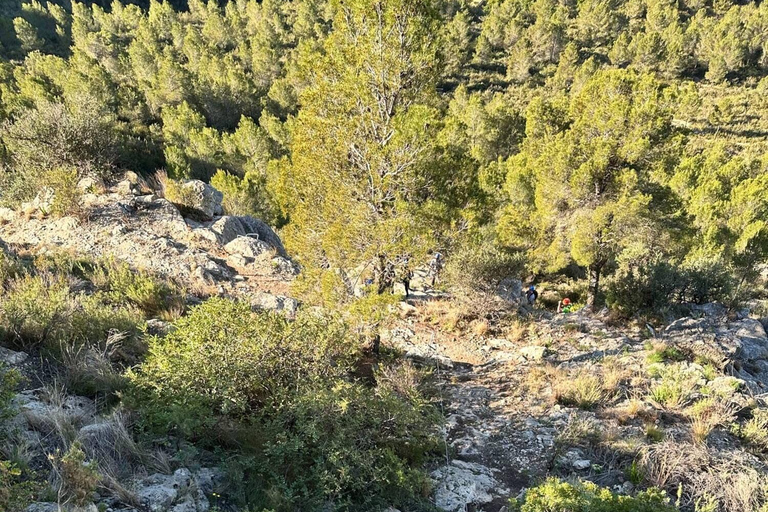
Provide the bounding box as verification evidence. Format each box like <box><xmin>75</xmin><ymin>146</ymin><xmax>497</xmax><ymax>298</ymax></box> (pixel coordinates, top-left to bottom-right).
<box><xmin>640</xmin><ymin>441</ymin><xmax>768</xmax><ymax>511</ymax></box>
<box><xmin>470</xmin><ymin>319</ymin><xmax>490</xmax><ymax>337</ymax></box>
<box><xmin>550</xmin><ymin>365</ymin><xmax>623</xmax><ymax>410</ymax></box>
<box><xmin>686</xmin><ymin>398</ymin><xmax>736</xmax><ymax>444</ymax></box>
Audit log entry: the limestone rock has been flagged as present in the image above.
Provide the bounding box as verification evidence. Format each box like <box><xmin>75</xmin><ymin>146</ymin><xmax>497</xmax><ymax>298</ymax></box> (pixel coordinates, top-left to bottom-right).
<box><xmin>77</xmin><ymin>177</ymin><xmax>100</xmax><ymax>192</ymax></box>
<box><xmin>0</xmin><ymin>346</ymin><xmax>28</xmax><ymax>365</ymax></box>
<box><xmin>572</xmin><ymin>459</ymin><xmax>591</xmax><ymax>470</ymax></box>
<box><xmin>520</xmin><ymin>345</ymin><xmax>546</xmax><ymax>361</ymax></box>
<box><xmin>25</xmin><ymin>503</ymin><xmax>59</xmax><ymax>512</ymax></box>
<box><xmin>497</xmin><ymin>277</ymin><xmax>522</xmax><ymax>304</ymax></box>
<box><xmin>225</xmin><ymin>236</ymin><xmax>272</xmax><ymax>259</ymax></box>
<box><xmin>250</xmin><ymin>292</ymin><xmax>299</xmax><ymax>316</ymax></box>
<box><xmin>177</xmin><ymin>181</ymin><xmax>223</xmax><ymax>219</ymax></box>
<box><xmin>21</xmin><ymin>187</ymin><xmax>55</xmax><ymax>216</ymax></box>
<box><xmin>0</xmin><ymin>207</ymin><xmax>17</xmax><ymax>223</ymax></box>
<box><xmin>210</xmin><ymin>215</ymin><xmax>287</xmax><ymax>256</ymax></box>
<box><xmin>136</xmin><ymin>468</ymin><xmax>209</xmax><ymax>512</ymax></box>
<box><xmin>115</xmin><ymin>179</ymin><xmax>137</xmax><ymax>196</ymax></box>
<box><xmin>431</xmin><ymin>460</ymin><xmax>508</xmax><ymax>512</ymax></box>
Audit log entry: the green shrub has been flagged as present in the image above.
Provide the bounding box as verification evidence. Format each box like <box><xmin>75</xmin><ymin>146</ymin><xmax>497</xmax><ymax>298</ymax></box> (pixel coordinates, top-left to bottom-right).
<box><xmin>648</xmin><ymin>364</ymin><xmax>699</xmax><ymax>409</ymax></box>
<box><xmin>0</xmin><ymin>272</ymin><xmax>144</xmax><ymax>354</ymax></box>
<box><xmin>0</xmin><ymin>460</ymin><xmax>47</xmax><ymax>512</ymax></box>
<box><xmin>0</xmin><ymin>250</ymin><xmax>23</xmax><ymax>285</ymax></box>
<box><xmin>0</xmin><ymin>363</ymin><xmax>20</xmax><ymax>426</ymax></box>
<box><xmin>47</xmin><ymin>166</ymin><xmax>82</xmax><ymax>217</ymax></box>
<box><xmin>89</xmin><ymin>260</ymin><xmax>182</xmax><ymax>318</ymax></box>
<box><xmin>738</xmin><ymin>408</ymin><xmax>768</xmax><ymax>452</ymax></box>
<box><xmin>130</xmin><ymin>298</ymin><xmax>356</xmax><ymax>424</ymax></box>
<box><xmin>54</xmin><ymin>442</ymin><xmax>100</xmax><ymax>507</ymax></box>
<box><xmin>647</xmin><ymin>345</ymin><xmax>686</xmax><ymax>364</ymax></box>
<box><xmin>442</xmin><ymin>229</ymin><xmax>526</xmax><ymax>294</ymax></box>
<box><xmin>511</xmin><ymin>478</ymin><xmax>676</xmax><ymax>512</ymax></box>
<box><xmin>129</xmin><ymin>298</ymin><xmax>440</xmax><ymax>511</ymax></box>
<box><xmin>607</xmin><ymin>258</ymin><xmax>734</xmax><ymax>318</ymax></box>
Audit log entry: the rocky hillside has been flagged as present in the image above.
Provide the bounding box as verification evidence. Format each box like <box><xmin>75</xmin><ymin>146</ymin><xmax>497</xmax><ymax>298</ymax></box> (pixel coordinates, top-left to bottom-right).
<box><xmin>2</xmin><ymin>175</ymin><xmax>768</xmax><ymax>512</ymax></box>
<box><xmin>386</xmin><ymin>299</ymin><xmax>768</xmax><ymax>511</ymax></box>
<box><xmin>0</xmin><ymin>173</ymin><xmax>298</xmax><ymax>315</ymax></box>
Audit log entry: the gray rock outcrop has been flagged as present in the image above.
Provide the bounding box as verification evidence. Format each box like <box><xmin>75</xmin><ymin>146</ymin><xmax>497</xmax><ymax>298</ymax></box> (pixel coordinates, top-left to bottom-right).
<box><xmin>176</xmin><ymin>180</ymin><xmax>224</xmax><ymax>219</ymax></box>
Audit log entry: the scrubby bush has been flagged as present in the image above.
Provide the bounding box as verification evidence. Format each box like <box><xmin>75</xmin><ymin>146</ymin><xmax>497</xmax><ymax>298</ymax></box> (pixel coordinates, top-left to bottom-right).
<box><xmin>738</xmin><ymin>408</ymin><xmax>768</xmax><ymax>452</ymax></box>
<box><xmin>46</xmin><ymin>166</ymin><xmax>82</xmax><ymax>217</ymax></box>
<box><xmin>442</xmin><ymin>230</ymin><xmax>526</xmax><ymax>294</ymax></box>
<box><xmin>510</xmin><ymin>478</ymin><xmax>675</xmax><ymax>511</ymax></box>
<box><xmin>0</xmin><ymin>363</ymin><xmax>20</xmax><ymax>425</ymax></box>
<box><xmin>0</xmin><ymin>101</ymin><xmax>117</xmax><ymax>209</ymax></box>
<box><xmin>210</xmin><ymin>170</ymin><xmax>266</xmax><ymax>219</ymax></box>
<box><xmin>131</xmin><ymin>298</ymin><xmax>355</xmax><ymax>424</ymax></box>
<box><xmin>607</xmin><ymin>258</ymin><xmax>735</xmax><ymax>318</ymax></box>
<box><xmin>648</xmin><ymin>364</ymin><xmax>700</xmax><ymax>409</ymax></box>
<box><xmin>53</xmin><ymin>442</ymin><xmax>100</xmax><ymax>507</ymax></box>
<box><xmin>129</xmin><ymin>298</ymin><xmax>440</xmax><ymax>511</ymax></box>
<box><xmin>0</xmin><ymin>460</ymin><xmax>47</xmax><ymax>512</ymax></box>
<box><xmin>89</xmin><ymin>260</ymin><xmax>182</xmax><ymax>318</ymax></box>
<box><xmin>0</xmin><ymin>272</ymin><xmax>144</xmax><ymax>353</ymax></box>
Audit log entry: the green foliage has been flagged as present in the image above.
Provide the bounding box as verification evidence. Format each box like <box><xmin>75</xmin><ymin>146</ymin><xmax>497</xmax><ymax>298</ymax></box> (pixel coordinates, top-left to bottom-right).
<box><xmin>131</xmin><ymin>298</ymin><xmax>355</xmax><ymax>423</ymax></box>
<box><xmin>0</xmin><ymin>460</ymin><xmax>47</xmax><ymax>512</ymax></box>
<box><xmin>129</xmin><ymin>298</ymin><xmax>440</xmax><ymax>510</ymax></box>
<box><xmin>275</xmin><ymin>0</ymin><xmax>455</xmax><ymax>296</ymax></box>
<box><xmin>0</xmin><ymin>272</ymin><xmax>143</xmax><ymax>353</ymax></box>
<box><xmin>511</xmin><ymin>478</ymin><xmax>676</xmax><ymax>512</ymax></box>
<box><xmin>648</xmin><ymin>363</ymin><xmax>700</xmax><ymax>409</ymax></box>
<box><xmin>0</xmin><ymin>100</ymin><xmax>117</xmax><ymax>207</ymax></box>
<box><xmin>499</xmin><ymin>69</ymin><xmax>678</xmax><ymax>308</ymax></box>
<box><xmin>89</xmin><ymin>259</ymin><xmax>182</xmax><ymax>317</ymax></box>
<box><xmin>607</xmin><ymin>258</ymin><xmax>735</xmax><ymax>318</ymax></box>
<box><xmin>738</xmin><ymin>408</ymin><xmax>768</xmax><ymax>452</ymax></box>
<box><xmin>442</xmin><ymin>229</ymin><xmax>526</xmax><ymax>294</ymax></box>
<box><xmin>0</xmin><ymin>363</ymin><xmax>20</xmax><ymax>425</ymax></box>
<box><xmin>55</xmin><ymin>441</ymin><xmax>100</xmax><ymax>507</ymax></box>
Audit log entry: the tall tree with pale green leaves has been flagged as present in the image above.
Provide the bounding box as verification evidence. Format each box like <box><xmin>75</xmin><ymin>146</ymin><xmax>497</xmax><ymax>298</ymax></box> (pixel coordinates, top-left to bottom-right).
<box><xmin>274</xmin><ymin>0</ymin><xmax>445</xmax><ymax>294</ymax></box>
<box><xmin>498</xmin><ymin>69</ymin><xmax>680</xmax><ymax>309</ymax></box>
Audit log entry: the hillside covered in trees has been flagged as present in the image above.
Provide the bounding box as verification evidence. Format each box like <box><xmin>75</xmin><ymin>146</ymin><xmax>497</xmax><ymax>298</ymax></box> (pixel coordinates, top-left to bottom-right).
<box><xmin>2</xmin><ymin>0</ymin><xmax>768</xmax><ymax>308</ymax></box>
<box><xmin>3</xmin><ymin>0</ymin><xmax>768</xmax><ymax>511</ymax></box>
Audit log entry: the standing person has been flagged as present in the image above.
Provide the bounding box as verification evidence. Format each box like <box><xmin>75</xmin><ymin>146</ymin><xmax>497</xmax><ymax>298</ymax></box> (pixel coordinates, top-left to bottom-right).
<box><xmin>526</xmin><ymin>285</ymin><xmax>538</xmax><ymax>305</ymax></box>
<box><xmin>396</xmin><ymin>254</ymin><xmax>413</xmax><ymax>297</ymax></box>
<box><xmin>429</xmin><ymin>252</ymin><xmax>444</xmax><ymax>287</ymax></box>
<box><xmin>557</xmin><ymin>297</ymin><xmax>573</xmax><ymax>314</ymax></box>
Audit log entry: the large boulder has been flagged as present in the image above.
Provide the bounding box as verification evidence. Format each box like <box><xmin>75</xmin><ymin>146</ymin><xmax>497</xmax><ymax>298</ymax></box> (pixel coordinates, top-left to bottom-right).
<box><xmin>665</xmin><ymin>313</ymin><xmax>768</xmax><ymax>389</ymax></box>
<box><xmin>0</xmin><ymin>346</ymin><xmax>28</xmax><ymax>365</ymax></box>
<box><xmin>175</xmin><ymin>181</ymin><xmax>223</xmax><ymax>219</ymax></box>
<box><xmin>21</xmin><ymin>188</ymin><xmax>55</xmax><ymax>216</ymax></box>
<box><xmin>210</xmin><ymin>215</ymin><xmax>287</xmax><ymax>256</ymax></box>
<box><xmin>224</xmin><ymin>236</ymin><xmax>273</xmax><ymax>259</ymax></box>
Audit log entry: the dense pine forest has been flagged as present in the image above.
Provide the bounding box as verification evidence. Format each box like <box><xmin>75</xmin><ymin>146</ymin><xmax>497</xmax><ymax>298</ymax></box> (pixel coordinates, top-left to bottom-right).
<box><xmin>2</xmin><ymin>0</ymin><xmax>768</xmax><ymax>309</ymax></box>
<box><xmin>3</xmin><ymin>1</ymin><xmax>768</xmax><ymax>511</ymax></box>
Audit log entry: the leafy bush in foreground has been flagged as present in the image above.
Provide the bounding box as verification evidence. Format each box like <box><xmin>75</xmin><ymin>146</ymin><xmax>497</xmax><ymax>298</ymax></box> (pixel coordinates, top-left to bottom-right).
<box><xmin>129</xmin><ymin>298</ymin><xmax>440</xmax><ymax>511</ymax></box>
<box><xmin>511</xmin><ymin>478</ymin><xmax>676</xmax><ymax>512</ymax></box>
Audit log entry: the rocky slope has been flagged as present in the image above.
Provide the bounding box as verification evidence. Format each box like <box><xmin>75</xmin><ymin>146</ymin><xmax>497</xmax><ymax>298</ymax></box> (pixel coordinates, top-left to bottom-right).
<box><xmin>0</xmin><ymin>174</ymin><xmax>298</xmax><ymax>315</ymax></box>
<box><xmin>386</xmin><ymin>301</ymin><xmax>768</xmax><ymax>511</ymax></box>
<box><xmin>4</xmin><ymin>176</ymin><xmax>768</xmax><ymax>512</ymax></box>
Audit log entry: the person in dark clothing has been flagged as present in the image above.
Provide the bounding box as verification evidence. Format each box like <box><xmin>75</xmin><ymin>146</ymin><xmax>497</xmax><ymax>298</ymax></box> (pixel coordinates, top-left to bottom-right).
<box><xmin>525</xmin><ymin>285</ymin><xmax>539</xmax><ymax>305</ymax></box>
<box><xmin>396</xmin><ymin>255</ymin><xmax>413</xmax><ymax>297</ymax></box>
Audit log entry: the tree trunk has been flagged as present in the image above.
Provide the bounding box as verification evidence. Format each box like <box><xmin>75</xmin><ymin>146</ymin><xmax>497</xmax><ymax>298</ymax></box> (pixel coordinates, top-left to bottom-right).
<box><xmin>587</xmin><ymin>263</ymin><xmax>602</xmax><ymax>311</ymax></box>
<box><xmin>375</xmin><ymin>254</ymin><xmax>392</xmax><ymax>295</ymax></box>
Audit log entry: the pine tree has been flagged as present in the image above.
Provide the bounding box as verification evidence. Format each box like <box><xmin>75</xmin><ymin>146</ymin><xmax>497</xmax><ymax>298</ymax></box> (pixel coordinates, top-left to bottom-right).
<box><xmin>498</xmin><ymin>70</ymin><xmax>678</xmax><ymax>309</ymax></box>
<box><xmin>275</xmin><ymin>0</ymin><xmax>444</xmax><ymax>295</ymax></box>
